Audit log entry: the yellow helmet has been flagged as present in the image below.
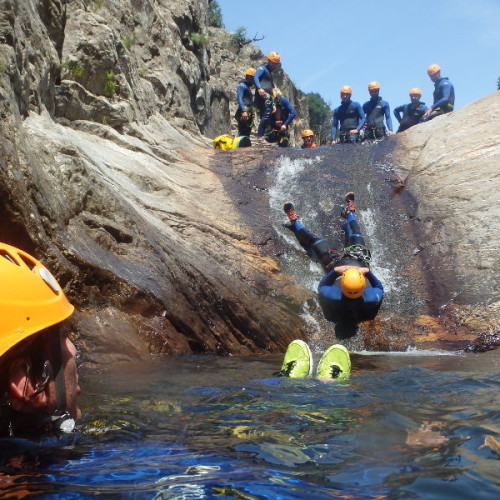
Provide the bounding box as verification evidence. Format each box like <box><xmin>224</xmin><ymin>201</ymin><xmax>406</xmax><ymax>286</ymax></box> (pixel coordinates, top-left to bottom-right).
<box><xmin>368</xmin><ymin>81</ymin><xmax>380</xmax><ymax>90</ymax></box>
<box><xmin>409</xmin><ymin>88</ymin><xmax>422</xmax><ymax>96</ymax></box>
<box><xmin>427</xmin><ymin>64</ymin><xmax>441</xmax><ymax>75</ymax></box>
<box><xmin>267</xmin><ymin>51</ymin><xmax>281</xmax><ymax>63</ymax></box>
<box><xmin>340</xmin><ymin>268</ymin><xmax>366</xmax><ymax>299</ymax></box>
<box><xmin>340</xmin><ymin>85</ymin><xmax>352</xmax><ymax>94</ymax></box>
<box><xmin>301</xmin><ymin>129</ymin><xmax>314</xmax><ymax>138</ymax></box>
<box><xmin>244</xmin><ymin>67</ymin><xmax>256</xmax><ymax>76</ymax></box>
<box><xmin>0</xmin><ymin>243</ymin><xmax>74</xmax><ymax>359</ymax></box>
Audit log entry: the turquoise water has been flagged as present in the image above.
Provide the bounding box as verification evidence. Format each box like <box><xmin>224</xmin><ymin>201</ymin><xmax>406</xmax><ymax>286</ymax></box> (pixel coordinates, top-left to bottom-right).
<box><xmin>2</xmin><ymin>350</ymin><xmax>498</xmax><ymax>499</ymax></box>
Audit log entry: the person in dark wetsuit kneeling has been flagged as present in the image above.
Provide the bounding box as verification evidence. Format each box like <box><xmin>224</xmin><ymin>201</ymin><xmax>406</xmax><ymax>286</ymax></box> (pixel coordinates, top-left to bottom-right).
<box><xmin>235</xmin><ymin>67</ymin><xmax>256</xmax><ymax>137</ymax></box>
<box><xmin>394</xmin><ymin>88</ymin><xmax>428</xmax><ymax>133</ymax></box>
<box><xmin>283</xmin><ymin>193</ymin><xmax>384</xmax><ymax>324</ymax></box>
<box><xmin>331</xmin><ymin>86</ymin><xmax>365</xmax><ymax>144</ymax></box>
<box><xmin>264</xmin><ymin>88</ymin><xmax>296</xmax><ymax>147</ymax></box>
<box><xmin>362</xmin><ymin>81</ymin><xmax>393</xmax><ymax>140</ymax></box>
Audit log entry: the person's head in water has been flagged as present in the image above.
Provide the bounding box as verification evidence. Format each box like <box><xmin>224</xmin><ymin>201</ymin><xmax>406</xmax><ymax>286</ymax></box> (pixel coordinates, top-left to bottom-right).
<box><xmin>367</xmin><ymin>81</ymin><xmax>381</xmax><ymax>99</ymax></box>
<box><xmin>427</xmin><ymin>64</ymin><xmax>441</xmax><ymax>83</ymax></box>
<box><xmin>340</xmin><ymin>268</ymin><xmax>366</xmax><ymax>299</ymax></box>
<box><xmin>409</xmin><ymin>87</ymin><xmax>422</xmax><ymax>105</ymax></box>
<box><xmin>340</xmin><ymin>85</ymin><xmax>352</xmax><ymax>103</ymax></box>
<box><xmin>0</xmin><ymin>243</ymin><xmax>80</xmax><ymax>436</ymax></box>
<box><xmin>301</xmin><ymin>129</ymin><xmax>317</xmax><ymax>148</ymax></box>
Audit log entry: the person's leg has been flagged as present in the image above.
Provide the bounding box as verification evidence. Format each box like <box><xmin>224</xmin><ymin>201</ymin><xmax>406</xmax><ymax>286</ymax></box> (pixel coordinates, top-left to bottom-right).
<box><xmin>343</xmin><ymin>212</ymin><xmax>366</xmax><ymax>247</ymax></box>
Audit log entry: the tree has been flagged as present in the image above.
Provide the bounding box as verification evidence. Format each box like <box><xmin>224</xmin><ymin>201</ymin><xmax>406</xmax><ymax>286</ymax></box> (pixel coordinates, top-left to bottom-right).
<box><xmin>306</xmin><ymin>92</ymin><xmax>332</xmax><ymax>144</ymax></box>
<box><xmin>208</xmin><ymin>0</ymin><xmax>224</xmax><ymax>28</ymax></box>
<box><xmin>230</xmin><ymin>26</ymin><xmax>265</xmax><ymax>51</ymax></box>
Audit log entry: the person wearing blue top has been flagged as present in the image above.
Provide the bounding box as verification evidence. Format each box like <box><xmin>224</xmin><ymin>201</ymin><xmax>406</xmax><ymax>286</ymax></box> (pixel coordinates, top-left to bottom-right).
<box><xmin>235</xmin><ymin>67</ymin><xmax>256</xmax><ymax>137</ymax></box>
<box><xmin>422</xmin><ymin>64</ymin><xmax>455</xmax><ymax>121</ymax></box>
<box><xmin>394</xmin><ymin>88</ymin><xmax>428</xmax><ymax>133</ymax></box>
<box><xmin>283</xmin><ymin>193</ymin><xmax>384</xmax><ymax>324</ymax></box>
<box><xmin>362</xmin><ymin>81</ymin><xmax>393</xmax><ymax>140</ymax></box>
<box><xmin>264</xmin><ymin>89</ymin><xmax>296</xmax><ymax>147</ymax></box>
<box><xmin>331</xmin><ymin>85</ymin><xmax>365</xmax><ymax>144</ymax></box>
<box><xmin>254</xmin><ymin>51</ymin><xmax>280</xmax><ymax>138</ymax></box>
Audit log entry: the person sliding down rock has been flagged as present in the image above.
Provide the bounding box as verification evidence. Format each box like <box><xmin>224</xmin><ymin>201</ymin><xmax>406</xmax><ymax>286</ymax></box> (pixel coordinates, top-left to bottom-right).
<box><xmin>283</xmin><ymin>193</ymin><xmax>384</xmax><ymax>324</ymax></box>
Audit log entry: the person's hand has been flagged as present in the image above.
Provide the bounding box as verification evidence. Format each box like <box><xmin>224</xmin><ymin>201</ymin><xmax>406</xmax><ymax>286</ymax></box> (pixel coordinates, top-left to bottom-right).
<box><xmin>422</xmin><ymin>107</ymin><xmax>433</xmax><ymax>118</ymax></box>
<box><xmin>386</xmin><ymin>130</ymin><xmax>393</xmax><ymax>136</ymax></box>
<box><xmin>349</xmin><ymin>129</ymin><xmax>358</xmax><ymax>135</ymax></box>
<box><xmin>275</xmin><ymin>120</ymin><xmax>283</xmax><ymax>127</ymax></box>
<box><xmin>331</xmin><ymin>139</ymin><xmax>338</xmax><ymax>145</ymax></box>
<box><xmin>258</xmin><ymin>88</ymin><xmax>267</xmax><ymax>97</ymax></box>
<box><xmin>280</xmin><ymin>124</ymin><xmax>287</xmax><ymax>132</ymax></box>
<box><xmin>334</xmin><ymin>265</ymin><xmax>370</xmax><ymax>274</ymax></box>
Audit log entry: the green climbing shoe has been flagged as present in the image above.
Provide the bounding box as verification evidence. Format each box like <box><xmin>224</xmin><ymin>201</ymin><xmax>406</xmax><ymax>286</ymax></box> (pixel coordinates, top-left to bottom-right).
<box><xmin>277</xmin><ymin>339</ymin><xmax>312</xmax><ymax>378</ymax></box>
<box><xmin>316</xmin><ymin>344</ymin><xmax>351</xmax><ymax>381</ymax></box>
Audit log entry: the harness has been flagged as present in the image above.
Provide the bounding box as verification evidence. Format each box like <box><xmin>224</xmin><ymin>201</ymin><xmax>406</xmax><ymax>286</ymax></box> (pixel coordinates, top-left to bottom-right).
<box><xmin>324</xmin><ymin>244</ymin><xmax>372</xmax><ymax>271</ymax></box>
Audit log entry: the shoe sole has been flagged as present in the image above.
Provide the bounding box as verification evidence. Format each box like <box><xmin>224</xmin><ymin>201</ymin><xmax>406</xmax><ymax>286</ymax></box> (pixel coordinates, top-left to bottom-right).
<box><xmin>283</xmin><ymin>339</ymin><xmax>313</xmax><ymax>378</ymax></box>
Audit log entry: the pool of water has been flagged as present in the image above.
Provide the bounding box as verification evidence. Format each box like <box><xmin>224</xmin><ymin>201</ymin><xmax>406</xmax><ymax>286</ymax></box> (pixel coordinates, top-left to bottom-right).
<box><xmin>1</xmin><ymin>350</ymin><xmax>499</xmax><ymax>499</ymax></box>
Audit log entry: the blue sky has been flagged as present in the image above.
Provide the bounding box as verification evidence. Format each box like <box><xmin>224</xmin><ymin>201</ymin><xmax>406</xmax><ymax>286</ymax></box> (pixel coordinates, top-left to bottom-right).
<box><xmin>216</xmin><ymin>0</ymin><xmax>499</xmax><ymax>112</ymax></box>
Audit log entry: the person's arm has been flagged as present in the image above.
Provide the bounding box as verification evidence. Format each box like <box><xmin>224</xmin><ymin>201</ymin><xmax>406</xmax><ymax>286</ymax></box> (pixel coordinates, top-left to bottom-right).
<box><xmin>417</xmin><ymin>103</ymin><xmax>428</xmax><ymax>121</ymax></box>
<box><xmin>357</xmin><ymin>102</ymin><xmax>366</xmax><ymax>130</ymax></box>
<box><xmin>282</xmin><ymin>98</ymin><xmax>296</xmax><ymax>127</ymax></box>
<box><xmin>319</xmin><ymin>269</ymin><xmax>340</xmax><ymax>288</ymax></box>
<box><xmin>237</xmin><ymin>83</ymin><xmax>246</xmax><ymax>111</ymax></box>
<box><xmin>331</xmin><ymin>109</ymin><xmax>339</xmax><ymax>144</ymax></box>
<box><xmin>384</xmin><ymin>101</ymin><xmax>393</xmax><ymax>133</ymax></box>
<box><xmin>365</xmin><ymin>271</ymin><xmax>384</xmax><ymax>292</ymax></box>
<box><xmin>393</xmin><ymin>104</ymin><xmax>404</xmax><ymax>123</ymax></box>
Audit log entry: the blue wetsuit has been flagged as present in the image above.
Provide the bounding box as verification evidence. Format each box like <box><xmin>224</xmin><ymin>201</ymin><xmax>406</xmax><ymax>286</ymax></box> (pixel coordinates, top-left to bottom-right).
<box><xmin>423</xmin><ymin>77</ymin><xmax>455</xmax><ymax>121</ymax></box>
<box><xmin>254</xmin><ymin>63</ymin><xmax>275</xmax><ymax>136</ymax></box>
<box><xmin>331</xmin><ymin>100</ymin><xmax>365</xmax><ymax>143</ymax></box>
<box><xmin>235</xmin><ymin>79</ymin><xmax>255</xmax><ymax>136</ymax></box>
<box><xmin>265</xmin><ymin>96</ymin><xmax>296</xmax><ymax>147</ymax></box>
<box><xmin>289</xmin><ymin>212</ymin><xmax>384</xmax><ymax>323</ymax></box>
<box><xmin>362</xmin><ymin>97</ymin><xmax>393</xmax><ymax>139</ymax></box>
<box><xmin>394</xmin><ymin>102</ymin><xmax>428</xmax><ymax>132</ymax></box>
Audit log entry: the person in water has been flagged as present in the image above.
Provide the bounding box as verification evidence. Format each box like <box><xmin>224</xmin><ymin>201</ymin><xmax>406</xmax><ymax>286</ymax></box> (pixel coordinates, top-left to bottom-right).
<box><xmin>394</xmin><ymin>88</ymin><xmax>428</xmax><ymax>133</ymax></box>
<box><xmin>362</xmin><ymin>81</ymin><xmax>393</xmax><ymax>140</ymax></box>
<box><xmin>254</xmin><ymin>51</ymin><xmax>281</xmax><ymax>139</ymax></box>
<box><xmin>422</xmin><ymin>64</ymin><xmax>455</xmax><ymax>121</ymax></box>
<box><xmin>283</xmin><ymin>193</ymin><xmax>384</xmax><ymax>324</ymax></box>
<box><xmin>264</xmin><ymin>88</ymin><xmax>296</xmax><ymax>147</ymax></box>
<box><xmin>276</xmin><ymin>340</ymin><xmax>351</xmax><ymax>380</ymax></box>
<box><xmin>0</xmin><ymin>243</ymin><xmax>81</xmax><ymax>437</ymax></box>
<box><xmin>235</xmin><ymin>67</ymin><xmax>256</xmax><ymax>137</ymax></box>
<box><xmin>300</xmin><ymin>129</ymin><xmax>318</xmax><ymax>148</ymax></box>
<box><xmin>331</xmin><ymin>86</ymin><xmax>365</xmax><ymax>144</ymax></box>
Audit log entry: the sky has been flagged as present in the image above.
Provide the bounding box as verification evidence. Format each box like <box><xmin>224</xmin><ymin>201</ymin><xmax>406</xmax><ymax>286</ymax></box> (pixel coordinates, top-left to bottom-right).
<box><xmin>216</xmin><ymin>0</ymin><xmax>500</xmax><ymax>112</ymax></box>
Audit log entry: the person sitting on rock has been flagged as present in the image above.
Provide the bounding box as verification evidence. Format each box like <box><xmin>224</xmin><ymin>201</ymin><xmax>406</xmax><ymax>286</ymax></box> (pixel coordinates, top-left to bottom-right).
<box><xmin>276</xmin><ymin>340</ymin><xmax>351</xmax><ymax>381</ymax></box>
<box><xmin>300</xmin><ymin>129</ymin><xmax>318</xmax><ymax>149</ymax></box>
<box><xmin>362</xmin><ymin>81</ymin><xmax>393</xmax><ymax>140</ymax></box>
<box><xmin>422</xmin><ymin>64</ymin><xmax>455</xmax><ymax>121</ymax></box>
<box><xmin>264</xmin><ymin>88</ymin><xmax>296</xmax><ymax>147</ymax></box>
<box><xmin>235</xmin><ymin>67</ymin><xmax>256</xmax><ymax>137</ymax></box>
<box><xmin>0</xmin><ymin>243</ymin><xmax>81</xmax><ymax>437</ymax></box>
<box><xmin>212</xmin><ymin>134</ymin><xmax>252</xmax><ymax>150</ymax></box>
<box><xmin>331</xmin><ymin>86</ymin><xmax>365</xmax><ymax>144</ymax></box>
<box><xmin>254</xmin><ymin>51</ymin><xmax>281</xmax><ymax>140</ymax></box>
<box><xmin>394</xmin><ymin>88</ymin><xmax>428</xmax><ymax>133</ymax></box>
<box><xmin>283</xmin><ymin>193</ymin><xmax>384</xmax><ymax>324</ymax></box>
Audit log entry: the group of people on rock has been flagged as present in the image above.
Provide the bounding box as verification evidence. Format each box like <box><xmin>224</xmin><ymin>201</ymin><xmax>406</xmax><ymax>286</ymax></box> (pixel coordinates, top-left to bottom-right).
<box><xmin>215</xmin><ymin>55</ymin><xmax>455</xmax><ymax>149</ymax></box>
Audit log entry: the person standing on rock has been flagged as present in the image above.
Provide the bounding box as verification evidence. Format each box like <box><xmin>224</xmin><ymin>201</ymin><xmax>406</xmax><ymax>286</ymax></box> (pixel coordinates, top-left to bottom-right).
<box><xmin>235</xmin><ymin>68</ymin><xmax>256</xmax><ymax>137</ymax></box>
<box><xmin>283</xmin><ymin>193</ymin><xmax>384</xmax><ymax>324</ymax></box>
<box><xmin>0</xmin><ymin>243</ymin><xmax>81</xmax><ymax>437</ymax></box>
<box><xmin>254</xmin><ymin>51</ymin><xmax>281</xmax><ymax>140</ymax></box>
<box><xmin>331</xmin><ymin>86</ymin><xmax>365</xmax><ymax>144</ymax></box>
<box><xmin>422</xmin><ymin>64</ymin><xmax>455</xmax><ymax>121</ymax></box>
<box><xmin>362</xmin><ymin>81</ymin><xmax>393</xmax><ymax>140</ymax></box>
<box><xmin>264</xmin><ymin>88</ymin><xmax>296</xmax><ymax>147</ymax></box>
<box><xmin>394</xmin><ymin>88</ymin><xmax>428</xmax><ymax>132</ymax></box>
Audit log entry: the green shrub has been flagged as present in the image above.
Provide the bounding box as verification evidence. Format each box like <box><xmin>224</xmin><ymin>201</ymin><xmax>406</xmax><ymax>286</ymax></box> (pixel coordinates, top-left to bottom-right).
<box><xmin>208</xmin><ymin>0</ymin><xmax>224</xmax><ymax>28</ymax></box>
<box><xmin>104</xmin><ymin>71</ymin><xmax>117</xmax><ymax>97</ymax></box>
<box><xmin>60</xmin><ymin>60</ymin><xmax>84</xmax><ymax>79</ymax></box>
<box><xmin>122</xmin><ymin>36</ymin><xmax>135</xmax><ymax>51</ymax></box>
<box><xmin>190</xmin><ymin>32</ymin><xmax>209</xmax><ymax>47</ymax></box>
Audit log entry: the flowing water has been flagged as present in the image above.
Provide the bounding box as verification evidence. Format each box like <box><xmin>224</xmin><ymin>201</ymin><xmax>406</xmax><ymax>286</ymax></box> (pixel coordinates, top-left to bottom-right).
<box><xmin>1</xmin><ymin>143</ymin><xmax>498</xmax><ymax>498</ymax></box>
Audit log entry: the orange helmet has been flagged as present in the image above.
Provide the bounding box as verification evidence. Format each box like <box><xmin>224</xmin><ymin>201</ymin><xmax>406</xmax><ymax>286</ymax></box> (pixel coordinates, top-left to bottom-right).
<box><xmin>368</xmin><ymin>81</ymin><xmax>380</xmax><ymax>91</ymax></box>
<box><xmin>0</xmin><ymin>243</ymin><xmax>74</xmax><ymax>359</ymax></box>
<box><xmin>427</xmin><ymin>64</ymin><xmax>441</xmax><ymax>75</ymax></box>
<box><xmin>267</xmin><ymin>51</ymin><xmax>281</xmax><ymax>63</ymax></box>
<box><xmin>244</xmin><ymin>67</ymin><xmax>256</xmax><ymax>76</ymax></box>
<box><xmin>340</xmin><ymin>268</ymin><xmax>366</xmax><ymax>299</ymax></box>
<box><xmin>301</xmin><ymin>129</ymin><xmax>314</xmax><ymax>138</ymax></box>
<box><xmin>409</xmin><ymin>88</ymin><xmax>422</xmax><ymax>96</ymax></box>
<box><xmin>340</xmin><ymin>85</ymin><xmax>352</xmax><ymax>94</ymax></box>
